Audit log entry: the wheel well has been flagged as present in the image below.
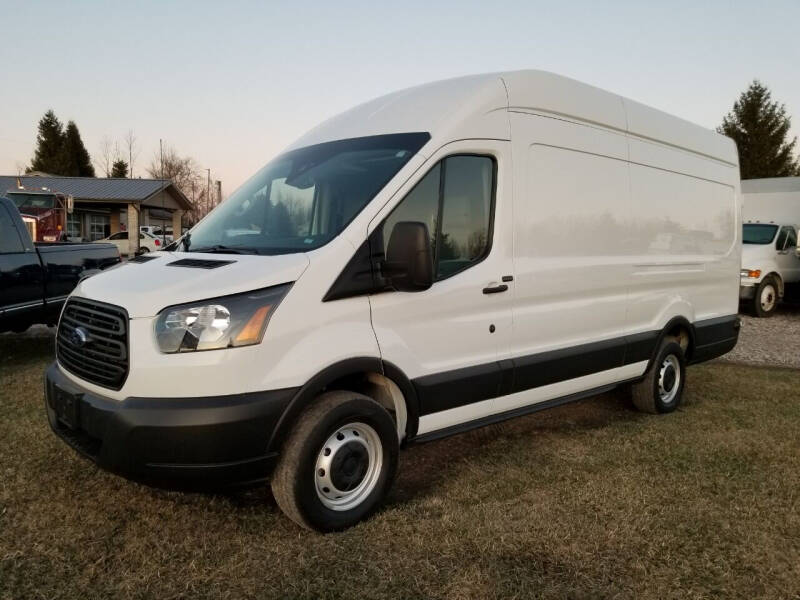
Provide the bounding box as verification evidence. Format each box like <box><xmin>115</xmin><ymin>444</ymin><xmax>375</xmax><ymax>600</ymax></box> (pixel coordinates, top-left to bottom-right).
<box><xmin>664</xmin><ymin>322</ymin><xmax>693</xmax><ymax>359</ymax></box>
<box><xmin>323</xmin><ymin>372</ymin><xmax>409</xmax><ymax>442</ymax></box>
<box><xmin>764</xmin><ymin>272</ymin><xmax>784</xmax><ymax>297</ymax></box>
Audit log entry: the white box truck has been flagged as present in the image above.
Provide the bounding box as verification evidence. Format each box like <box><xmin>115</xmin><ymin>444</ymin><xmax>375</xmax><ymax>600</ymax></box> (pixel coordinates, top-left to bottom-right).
<box><xmin>740</xmin><ymin>177</ymin><xmax>800</xmax><ymax>316</ymax></box>
<box><xmin>45</xmin><ymin>71</ymin><xmax>741</xmax><ymax>531</ymax></box>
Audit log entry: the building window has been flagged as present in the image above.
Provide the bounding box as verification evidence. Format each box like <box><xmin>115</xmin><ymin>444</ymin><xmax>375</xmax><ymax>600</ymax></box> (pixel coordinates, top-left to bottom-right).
<box><xmin>89</xmin><ymin>214</ymin><xmax>109</xmax><ymax>241</ymax></box>
<box><xmin>67</xmin><ymin>212</ymin><xmax>82</xmax><ymax>240</ymax></box>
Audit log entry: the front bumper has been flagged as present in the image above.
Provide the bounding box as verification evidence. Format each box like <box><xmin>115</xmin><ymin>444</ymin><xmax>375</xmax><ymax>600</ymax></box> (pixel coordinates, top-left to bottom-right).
<box><xmin>739</xmin><ymin>281</ymin><xmax>756</xmax><ymax>300</ymax></box>
<box><xmin>44</xmin><ymin>362</ymin><xmax>298</xmax><ymax>488</ymax></box>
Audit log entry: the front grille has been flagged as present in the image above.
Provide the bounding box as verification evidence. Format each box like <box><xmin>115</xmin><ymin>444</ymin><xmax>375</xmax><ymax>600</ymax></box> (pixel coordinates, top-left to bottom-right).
<box><xmin>57</xmin><ymin>298</ymin><xmax>129</xmax><ymax>390</ymax></box>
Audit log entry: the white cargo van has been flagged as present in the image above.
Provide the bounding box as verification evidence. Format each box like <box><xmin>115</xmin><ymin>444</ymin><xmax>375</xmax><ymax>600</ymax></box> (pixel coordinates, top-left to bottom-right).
<box><xmin>740</xmin><ymin>177</ymin><xmax>800</xmax><ymax>316</ymax></box>
<box><xmin>45</xmin><ymin>71</ymin><xmax>741</xmax><ymax>531</ymax></box>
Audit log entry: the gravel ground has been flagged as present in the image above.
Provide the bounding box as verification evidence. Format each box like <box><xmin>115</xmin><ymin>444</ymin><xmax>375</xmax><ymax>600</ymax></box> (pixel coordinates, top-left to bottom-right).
<box><xmin>719</xmin><ymin>303</ymin><xmax>800</xmax><ymax>368</ymax></box>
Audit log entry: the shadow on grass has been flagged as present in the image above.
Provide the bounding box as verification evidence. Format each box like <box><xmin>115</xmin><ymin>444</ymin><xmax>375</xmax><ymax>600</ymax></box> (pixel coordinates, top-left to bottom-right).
<box><xmin>0</xmin><ymin>330</ymin><xmax>55</xmax><ymax>370</ymax></box>
<box><xmin>389</xmin><ymin>390</ymin><xmax>645</xmax><ymax>504</ymax></box>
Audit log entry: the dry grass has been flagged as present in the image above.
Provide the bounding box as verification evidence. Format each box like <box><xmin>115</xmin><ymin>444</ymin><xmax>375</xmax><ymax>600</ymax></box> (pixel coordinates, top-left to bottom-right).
<box><xmin>1</xmin><ymin>334</ymin><xmax>799</xmax><ymax>599</ymax></box>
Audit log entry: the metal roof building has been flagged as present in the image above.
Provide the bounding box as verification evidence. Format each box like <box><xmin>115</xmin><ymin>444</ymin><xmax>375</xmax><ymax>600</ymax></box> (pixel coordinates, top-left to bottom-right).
<box><xmin>0</xmin><ymin>175</ymin><xmax>191</xmax><ymax>208</ymax></box>
<box><xmin>0</xmin><ymin>174</ymin><xmax>192</xmax><ymax>250</ymax></box>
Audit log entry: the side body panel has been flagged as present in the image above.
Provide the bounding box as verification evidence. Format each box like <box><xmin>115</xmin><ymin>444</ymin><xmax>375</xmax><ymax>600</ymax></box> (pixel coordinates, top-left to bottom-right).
<box><xmin>625</xmin><ymin>140</ymin><xmax>739</xmax><ymax>333</ymax></box>
<box><xmin>508</xmin><ymin>111</ymin><xmax>631</xmax><ymax>365</ymax></box>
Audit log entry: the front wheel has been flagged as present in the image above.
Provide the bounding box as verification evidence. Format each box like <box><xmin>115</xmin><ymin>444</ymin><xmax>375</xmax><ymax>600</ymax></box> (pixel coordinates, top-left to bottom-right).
<box><xmin>271</xmin><ymin>391</ymin><xmax>399</xmax><ymax>532</ymax></box>
<box><xmin>752</xmin><ymin>275</ymin><xmax>779</xmax><ymax>317</ymax></box>
<box><xmin>630</xmin><ymin>340</ymin><xmax>686</xmax><ymax>414</ymax></box>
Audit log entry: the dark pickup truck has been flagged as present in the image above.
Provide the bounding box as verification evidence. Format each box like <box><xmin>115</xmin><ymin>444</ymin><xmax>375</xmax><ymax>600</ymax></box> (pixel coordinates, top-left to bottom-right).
<box><xmin>0</xmin><ymin>196</ymin><xmax>120</xmax><ymax>333</ymax></box>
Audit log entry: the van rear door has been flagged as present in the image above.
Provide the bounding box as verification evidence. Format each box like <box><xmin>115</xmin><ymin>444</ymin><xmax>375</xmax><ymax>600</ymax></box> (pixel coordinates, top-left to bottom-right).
<box><xmin>368</xmin><ymin>140</ymin><xmax>514</xmax><ymax>436</ymax></box>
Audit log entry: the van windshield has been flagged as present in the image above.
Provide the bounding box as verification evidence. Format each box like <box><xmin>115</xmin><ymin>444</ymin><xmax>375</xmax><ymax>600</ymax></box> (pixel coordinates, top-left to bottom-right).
<box><xmin>743</xmin><ymin>224</ymin><xmax>778</xmax><ymax>244</ymax></box>
<box><xmin>185</xmin><ymin>133</ymin><xmax>430</xmax><ymax>255</ymax></box>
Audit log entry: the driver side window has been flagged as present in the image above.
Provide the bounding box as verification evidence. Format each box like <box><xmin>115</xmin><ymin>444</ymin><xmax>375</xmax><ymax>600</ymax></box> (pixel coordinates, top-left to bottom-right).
<box><xmin>381</xmin><ymin>155</ymin><xmax>495</xmax><ymax>281</ymax></box>
<box><xmin>776</xmin><ymin>226</ymin><xmax>795</xmax><ymax>251</ymax></box>
<box><xmin>786</xmin><ymin>227</ymin><xmax>797</xmax><ymax>250</ymax></box>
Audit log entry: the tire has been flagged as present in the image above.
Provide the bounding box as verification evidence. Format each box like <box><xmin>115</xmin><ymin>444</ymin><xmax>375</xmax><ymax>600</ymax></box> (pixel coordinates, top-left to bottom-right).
<box><xmin>139</xmin><ymin>247</ymin><xmax>150</xmax><ymax>254</ymax></box>
<box><xmin>271</xmin><ymin>391</ymin><xmax>399</xmax><ymax>532</ymax></box>
<box><xmin>630</xmin><ymin>340</ymin><xmax>686</xmax><ymax>414</ymax></box>
<box><xmin>752</xmin><ymin>275</ymin><xmax>779</xmax><ymax>317</ymax></box>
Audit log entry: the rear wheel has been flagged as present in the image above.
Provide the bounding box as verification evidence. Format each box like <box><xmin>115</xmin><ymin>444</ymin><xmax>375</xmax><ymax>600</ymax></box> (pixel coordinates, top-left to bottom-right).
<box><xmin>138</xmin><ymin>247</ymin><xmax>150</xmax><ymax>254</ymax></box>
<box><xmin>752</xmin><ymin>275</ymin><xmax>778</xmax><ymax>317</ymax></box>
<box><xmin>630</xmin><ymin>340</ymin><xmax>686</xmax><ymax>414</ymax></box>
<box><xmin>271</xmin><ymin>391</ymin><xmax>399</xmax><ymax>532</ymax></box>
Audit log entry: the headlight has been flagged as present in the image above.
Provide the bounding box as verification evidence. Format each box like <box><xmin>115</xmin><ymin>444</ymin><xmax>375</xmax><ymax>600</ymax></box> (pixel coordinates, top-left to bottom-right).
<box><xmin>155</xmin><ymin>284</ymin><xmax>291</xmax><ymax>353</ymax></box>
<box><xmin>740</xmin><ymin>269</ymin><xmax>761</xmax><ymax>279</ymax></box>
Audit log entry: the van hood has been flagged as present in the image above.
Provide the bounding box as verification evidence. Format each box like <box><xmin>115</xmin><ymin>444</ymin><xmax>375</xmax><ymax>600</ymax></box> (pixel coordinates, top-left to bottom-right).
<box><xmin>741</xmin><ymin>243</ymin><xmax>775</xmax><ymax>265</ymax></box>
<box><xmin>74</xmin><ymin>252</ymin><xmax>310</xmax><ymax>318</ymax></box>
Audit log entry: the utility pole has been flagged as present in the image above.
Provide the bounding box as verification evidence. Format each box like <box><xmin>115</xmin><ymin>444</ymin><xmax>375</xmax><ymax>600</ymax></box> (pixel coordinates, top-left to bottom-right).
<box><xmin>159</xmin><ymin>139</ymin><xmax>166</xmax><ymax>246</ymax></box>
<box><xmin>206</xmin><ymin>168</ymin><xmax>211</xmax><ymax>217</ymax></box>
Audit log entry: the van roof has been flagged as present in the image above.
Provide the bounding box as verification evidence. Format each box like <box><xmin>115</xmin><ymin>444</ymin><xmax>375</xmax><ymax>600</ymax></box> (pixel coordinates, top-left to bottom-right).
<box><xmin>289</xmin><ymin>70</ymin><xmax>737</xmax><ymax>165</ymax></box>
<box><xmin>742</xmin><ymin>177</ymin><xmax>800</xmax><ymax>194</ymax></box>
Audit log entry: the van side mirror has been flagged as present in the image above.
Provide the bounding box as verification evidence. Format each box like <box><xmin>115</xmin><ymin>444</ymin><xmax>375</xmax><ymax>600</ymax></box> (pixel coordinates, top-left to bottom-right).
<box><xmin>384</xmin><ymin>221</ymin><xmax>434</xmax><ymax>292</ymax></box>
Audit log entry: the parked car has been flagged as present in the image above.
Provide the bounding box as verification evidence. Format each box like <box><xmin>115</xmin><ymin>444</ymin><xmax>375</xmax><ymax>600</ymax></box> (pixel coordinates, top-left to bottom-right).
<box><xmin>0</xmin><ymin>196</ymin><xmax>120</xmax><ymax>333</ymax></box>
<box><xmin>140</xmin><ymin>225</ymin><xmax>174</xmax><ymax>243</ymax></box>
<box><xmin>44</xmin><ymin>70</ymin><xmax>741</xmax><ymax>532</ymax></box>
<box><xmin>740</xmin><ymin>222</ymin><xmax>800</xmax><ymax>316</ymax></box>
<box><xmin>95</xmin><ymin>230</ymin><xmax>163</xmax><ymax>255</ymax></box>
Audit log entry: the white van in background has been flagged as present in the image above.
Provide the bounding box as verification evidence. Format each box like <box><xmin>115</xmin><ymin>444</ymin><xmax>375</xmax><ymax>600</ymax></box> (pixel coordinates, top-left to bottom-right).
<box><xmin>45</xmin><ymin>71</ymin><xmax>741</xmax><ymax>531</ymax></box>
<box><xmin>740</xmin><ymin>177</ymin><xmax>800</xmax><ymax>316</ymax></box>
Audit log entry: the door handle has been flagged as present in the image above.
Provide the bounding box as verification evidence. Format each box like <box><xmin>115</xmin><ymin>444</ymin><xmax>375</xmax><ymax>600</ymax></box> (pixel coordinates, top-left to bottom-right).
<box><xmin>482</xmin><ymin>284</ymin><xmax>508</xmax><ymax>294</ymax></box>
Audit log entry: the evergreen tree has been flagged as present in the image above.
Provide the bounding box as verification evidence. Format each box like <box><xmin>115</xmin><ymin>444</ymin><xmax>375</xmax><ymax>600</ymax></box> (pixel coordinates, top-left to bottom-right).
<box><xmin>60</xmin><ymin>121</ymin><xmax>95</xmax><ymax>176</ymax></box>
<box><xmin>719</xmin><ymin>81</ymin><xmax>800</xmax><ymax>179</ymax></box>
<box><xmin>28</xmin><ymin>110</ymin><xmax>65</xmax><ymax>174</ymax></box>
<box><xmin>110</xmin><ymin>159</ymin><xmax>128</xmax><ymax>178</ymax></box>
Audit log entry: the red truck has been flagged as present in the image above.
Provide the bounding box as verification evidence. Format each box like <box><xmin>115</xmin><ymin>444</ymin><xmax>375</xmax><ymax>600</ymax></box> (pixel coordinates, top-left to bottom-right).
<box><xmin>6</xmin><ymin>189</ymin><xmax>72</xmax><ymax>242</ymax></box>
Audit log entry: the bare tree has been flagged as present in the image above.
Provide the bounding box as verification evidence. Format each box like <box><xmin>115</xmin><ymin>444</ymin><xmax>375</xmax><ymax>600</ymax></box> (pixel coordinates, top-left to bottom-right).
<box><xmin>96</xmin><ymin>135</ymin><xmax>114</xmax><ymax>177</ymax></box>
<box><xmin>147</xmin><ymin>144</ymin><xmax>200</xmax><ymax>189</ymax></box>
<box><xmin>124</xmin><ymin>130</ymin><xmax>138</xmax><ymax>178</ymax></box>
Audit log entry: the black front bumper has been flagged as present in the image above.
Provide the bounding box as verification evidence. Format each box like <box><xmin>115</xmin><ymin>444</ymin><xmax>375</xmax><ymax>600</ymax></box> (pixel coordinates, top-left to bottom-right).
<box><xmin>44</xmin><ymin>362</ymin><xmax>298</xmax><ymax>488</ymax></box>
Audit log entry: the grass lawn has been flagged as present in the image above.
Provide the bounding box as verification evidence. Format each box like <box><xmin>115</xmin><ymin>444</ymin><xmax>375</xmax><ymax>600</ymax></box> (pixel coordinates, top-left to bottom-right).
<box><xmin>1</xmin><ymin>334</ymin><xmax>799</xmax><ymax>599</ymax></box>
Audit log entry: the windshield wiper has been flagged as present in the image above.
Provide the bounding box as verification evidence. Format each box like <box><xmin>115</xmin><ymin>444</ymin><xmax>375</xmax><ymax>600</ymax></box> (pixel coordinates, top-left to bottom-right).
<box><xmin>190</xmin><ymin>244</ymin><xmax>258</xmax><ymax>255</ymax></box>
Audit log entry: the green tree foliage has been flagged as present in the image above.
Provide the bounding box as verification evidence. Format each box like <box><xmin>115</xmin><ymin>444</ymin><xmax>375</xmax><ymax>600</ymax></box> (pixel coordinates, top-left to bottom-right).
<box><xmin>60</xmin><ymin>121</ymin><xmax>95</xmax><ymax>177</ymax></box>
<box><xmin>28</xmin><ymin>110</ymin><xmax>65</xmax><ymax>174</ymax></box>
<box><xmin>719</xmin><ymin>81</ymin><xmax>799</xmax><ymax>179</ymax></box>
<box><xmin>28</xmin><ymin>111</ymin><xmax>95</xmax><ymax>176</ymax></box>
<box><xmin>110</xmin><ymin>159</ymin><xmax>129</xmax><ymax>178</ymax></box>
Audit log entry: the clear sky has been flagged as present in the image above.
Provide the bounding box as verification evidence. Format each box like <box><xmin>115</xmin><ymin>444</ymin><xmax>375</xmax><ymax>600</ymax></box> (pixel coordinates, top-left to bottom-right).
<box><xmin>1</xmin><ymin>0</ymin><xmax>799</xmax><ymax>195</ymax></box>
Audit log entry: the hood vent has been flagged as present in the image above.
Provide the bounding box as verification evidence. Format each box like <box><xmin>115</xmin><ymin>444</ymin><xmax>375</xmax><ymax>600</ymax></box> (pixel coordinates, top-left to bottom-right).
<box><xmin>128</xmin><ymin>254</ymin><xmax>159</xmax><ymax>264</ymax></box>
<box><xmin>167</xmin><ymin>258</ymin><xmax>236</xmax><ymax>269</ymax></box>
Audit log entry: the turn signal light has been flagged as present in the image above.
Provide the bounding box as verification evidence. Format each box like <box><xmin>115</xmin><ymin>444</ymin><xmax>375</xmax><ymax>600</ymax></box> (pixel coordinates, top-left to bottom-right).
<box><xmin>234</xmin><ymin>305</ymin><xmax>272</xmax><ymax>345</ymax></box>
<box><xmin>742</xmin><ymin>269</ymin><xmax>761</xmax><ymax>278</ymax></box>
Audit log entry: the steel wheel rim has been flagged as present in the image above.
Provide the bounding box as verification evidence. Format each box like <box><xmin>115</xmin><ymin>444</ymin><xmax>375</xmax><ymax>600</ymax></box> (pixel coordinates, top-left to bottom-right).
<box><xmin>315</xmin><ymin>422</ymin><xmax>383</xmax><ymax>512</ymax></box>
<box><xmin>760</xmin><ymin>284</ymin><xmax>776</xmax><ymax>312</ymax></box>
<box><xmin>658</xmin><ymin>354</ymin><xmax>681</xmax><ymax>405</ymax></box>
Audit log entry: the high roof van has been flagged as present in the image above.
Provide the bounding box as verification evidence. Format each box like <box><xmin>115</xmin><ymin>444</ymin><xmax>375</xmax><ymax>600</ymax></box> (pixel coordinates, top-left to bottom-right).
<box><xmin>45</xmin><ymin>71</ymin><xmax>741</xmax><ymax>531</ymax></box>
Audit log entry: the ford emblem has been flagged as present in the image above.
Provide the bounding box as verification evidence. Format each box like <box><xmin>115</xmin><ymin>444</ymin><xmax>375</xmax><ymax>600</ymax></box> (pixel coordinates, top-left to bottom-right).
<box><xmin>69</xmin><ymin>326</ymin><xmax>90</xmax><ymax>347</ymax></box>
